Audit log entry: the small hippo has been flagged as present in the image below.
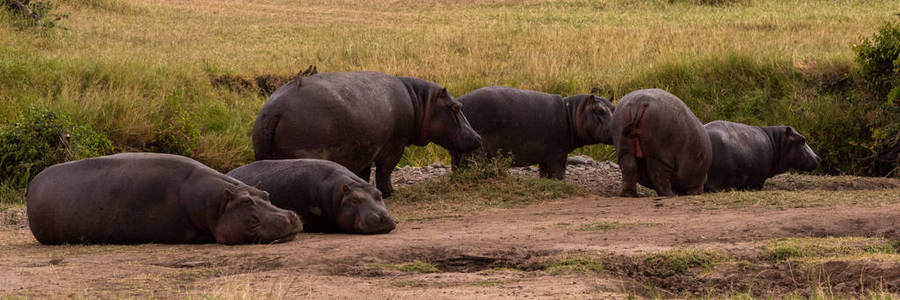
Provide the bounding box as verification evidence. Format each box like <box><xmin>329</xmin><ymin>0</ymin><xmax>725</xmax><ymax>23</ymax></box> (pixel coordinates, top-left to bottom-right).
<box><xmin>704</xmin><ymin>120</ymin><xmax>822</xmax><ymax>192</ymax></box>
<box><xmin>448</xmin><ymin>86</ymin><xmax>615</xmax><ymax>179</ymax></box>
<box><xmin>252</xmin><ymin>71</ymin><xmax>482</xmax><ymax>197</ymax></box>
<box><xmin>26</xmin><ymin>153</ymin><xmax>302</xmax><ymax>245</ymax></box>
<box><xmin>227</xmin><ymin>159</ymin><xmax>396</xmax><ymax>234</ymax></box>
<box><xmin>610</xmin><ymin>89</ymin><xmax>712</xmax><ymax>197</ymax></box>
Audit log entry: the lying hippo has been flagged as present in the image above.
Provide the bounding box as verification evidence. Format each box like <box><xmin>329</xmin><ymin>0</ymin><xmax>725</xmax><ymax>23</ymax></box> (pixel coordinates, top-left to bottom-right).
<box><xmin>26</xmin><ymin>153</ymin><xmax>302</xmax><ymax>245</ymax></box>
<box><xmin>252</xmin><ymin>71</ymin><xmax>482</xmax><ymax>197</ymax></box>
<box><xmin>227</xmin><ymin>159</ymin><xmax>396</xmax><ymax>234</ymax></box>
<box><xmin>449</xmin><ymin>86</ymin><xmax>615</xmax><ymax>179</ymax></box>
<box><xmin>610</xmin><ymin>89</ymin><xmax>712</xmax><ymax>197</ymax></box>
<box><xmin>704</xmin><ymin>120</ymin><xmax>822</xmax><ymax>192</ymax></box>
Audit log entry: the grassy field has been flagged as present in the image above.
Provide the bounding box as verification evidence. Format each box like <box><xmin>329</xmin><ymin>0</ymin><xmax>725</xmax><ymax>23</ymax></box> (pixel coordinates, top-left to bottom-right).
<box><xmin>1</xmin><ymin>0</ymin><xmax>898</xmax><ymax>201</ymax></box>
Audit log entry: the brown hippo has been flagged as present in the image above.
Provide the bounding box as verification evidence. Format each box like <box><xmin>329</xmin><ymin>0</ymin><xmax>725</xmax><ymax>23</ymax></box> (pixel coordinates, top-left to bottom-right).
<box><xmin>252</xmin><ymin>71</ymin><xmax>482</xmax><ymax>197</ymax></box>
<box><xmin>704</xmin><ymin>120</ymin><xmax>822</xmax><ymax>192</ymax></box>
<box><xmin>227</xmin><ymin>159</ymin><xmax>396</xmax><ymax>234</ymax></box>
<box><xmin>610</xmin><ymin>88</ymin><xmax>712</xmax><ymax>197</ymax></box>
<box><xmin>26</xmin><ymin>153</ymin><xmax>302</xmax><ymax>245</ymax></box>
<box><xmin>448</xmin><ymin>86</ymin><xmax>615</xmax><ymax>179</ymax></box>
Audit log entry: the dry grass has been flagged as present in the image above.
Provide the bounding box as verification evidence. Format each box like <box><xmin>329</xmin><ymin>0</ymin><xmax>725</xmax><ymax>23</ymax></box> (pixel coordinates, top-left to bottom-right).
<box><xmin>2</xmin><ymin>0</ymin><xmax>897</xmax><ymax>170</ymax></box>
<box><xmin>684</xmin><ymin>188</ymin><xmax>900</xmax><ymax>208</ymax></box>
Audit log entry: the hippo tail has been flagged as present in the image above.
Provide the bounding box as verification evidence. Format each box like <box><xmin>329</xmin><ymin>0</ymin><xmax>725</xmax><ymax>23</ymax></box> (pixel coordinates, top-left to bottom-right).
<box><xmin>622</xmin><ymin>103</ymin><xmax>650</xmax><ymax>158</ymax></box>
<box><xmin>252</xmin><ymin>113</ymin><xmax>280</xmax><ymax>161</ymax></box>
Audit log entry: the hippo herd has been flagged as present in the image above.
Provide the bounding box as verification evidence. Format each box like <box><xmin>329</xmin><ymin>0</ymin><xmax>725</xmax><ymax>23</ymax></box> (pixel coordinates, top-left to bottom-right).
<box><xmin>25</xmin><ymin>71</ymin><xmax>822</xmax><ymax>245</ymax></box>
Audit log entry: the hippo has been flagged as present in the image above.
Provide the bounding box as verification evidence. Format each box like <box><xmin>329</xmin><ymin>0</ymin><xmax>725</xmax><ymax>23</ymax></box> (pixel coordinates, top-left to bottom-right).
<box><xmin>609</xmin><ymin>88</ymin><xmax>712</xmax><ymax>197</ymax></box>
<box><xmin>252</xmin><ymin>71</ymin><xmax>482</xmax><ymax>197</ymax></box>
<box><xmin>448</xmin><ymin>86</ymin><xmax>615</xmax><ymax>179</ymax></box>
<box><xmin>227</xmin><ymin>159</ymin><xmax>396</xmax><ymax>234</ymax></box>
<box><xmin>26</xmin><ymin>153</ymin><xmax>302</xmax><ymax>245</ymax></box>
<box><xmin>704</xmin><ymin>120</ymin><xmax>822</xmax><ymax>192</ymax></box>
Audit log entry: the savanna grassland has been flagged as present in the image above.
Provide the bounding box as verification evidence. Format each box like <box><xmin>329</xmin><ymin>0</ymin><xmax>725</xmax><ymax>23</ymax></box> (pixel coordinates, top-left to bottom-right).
<box><xmin>3</xmin><ymin>0</ymin><xmax>900</xmax><ymax>298</ymax></box>
<box><xmin>2</xmin><ymin>0</ymin><xmax>898</xmax><ymax>178</ymax></box>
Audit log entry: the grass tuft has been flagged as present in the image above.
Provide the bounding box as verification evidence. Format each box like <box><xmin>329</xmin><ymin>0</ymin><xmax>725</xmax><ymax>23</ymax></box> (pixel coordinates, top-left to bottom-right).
<box><xmin>765</xmin><ymin>237</ymin><xmax>898</xmax><ymax>263</ymax></box>
<box><xmin>643</xmin><ymin>248</ymin><xmax>728</xmax><ymax>273</ymax></box>
<box><xmin>367</xmin><ymin>260</ymin><xmax>440</xmax><ymax>273</ymax></box>
<box><xmin>545</xmin><ymin>256</ymin><xmax>604</xmax><ymax>275</ymax></box>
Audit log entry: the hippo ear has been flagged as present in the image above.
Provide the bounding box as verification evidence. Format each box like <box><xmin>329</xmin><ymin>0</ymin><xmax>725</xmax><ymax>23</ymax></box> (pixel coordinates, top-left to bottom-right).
<box><xmin>341</xmin><ymin>184</ymin><xmax>351</xmax><ymax>195</ymax></box>
<box><xmin>785</xmin><ymin>127</ymin><xmax>796</xmax><ymax>140</ymax></box>
<box><xmin>254</xmin><ymin>181</ymin><xmax>263</xmax><ymax>189</ymax></box>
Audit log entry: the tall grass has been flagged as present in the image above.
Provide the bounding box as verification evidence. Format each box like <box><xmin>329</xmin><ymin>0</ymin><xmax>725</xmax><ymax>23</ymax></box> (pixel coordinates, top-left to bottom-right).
<box><xmin>1</xmin><ymin>0</ymin><xmax>897</xmax><ymax>173</ymax></box>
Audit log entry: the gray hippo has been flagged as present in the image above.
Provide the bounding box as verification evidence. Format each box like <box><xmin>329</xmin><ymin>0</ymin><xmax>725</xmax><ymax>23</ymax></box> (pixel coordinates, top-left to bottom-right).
<box><xmin>227</xmin><ymin>159</ymin><xmax>396</xmax><ymax>234</ymax></box>
<box><xmin>610</xmin><ymin>89</ymin><xmax>712</xmax><ymax>197</ymax></box>
<box><xmin>26</xmin><ymin>153</ymin><xmax>302</xmax><ymax>245</ymax></box>
<box><xmin>252</xmin><ymin>71</ymin><xmax>482</xmax><ymax>197</ymax></box>
<box><xmin>448</xmin><ymin>86</ymin><xmax>615</xmax><ymax>179</ymax></box>
<box><xmin>704</xmin><ymin>120</ymin><xmax>822</xmax><ymax>192</ymax></box>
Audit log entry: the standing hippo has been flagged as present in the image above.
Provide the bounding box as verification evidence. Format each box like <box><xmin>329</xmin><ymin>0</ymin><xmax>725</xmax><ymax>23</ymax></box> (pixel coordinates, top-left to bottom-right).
<box><xmin>610</xmin><ymin>89</ymin><xmax>712</xmax><ymax>197</ymax></box>
<box><xmin>704</xmin><ymin>120</ymin><xmax>822</xmax><ymax>192</ymax></box>
<box><xmin>227</xmin><ymin>159</ymin><xmax>396</xmax><ymax>234</ymax></box>
<box><xmin>252</xmin><ymin>71</ymin><xmax>482</xmax><ymax>197</ymax></box>
<box><xmin>448</xmin><ymin>86</ymin><xmax>615</xmax><ymax>179</ymax></box>
<box><xmin>26</xmin><ymin>153</ymin><xmax>302</xmax><ymax>245</ymax></box>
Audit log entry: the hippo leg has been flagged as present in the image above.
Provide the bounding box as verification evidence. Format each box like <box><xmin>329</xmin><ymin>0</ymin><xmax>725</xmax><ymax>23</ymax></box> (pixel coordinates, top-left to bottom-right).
<box><xmin>538</xmin><ymin>155</ymin><xmax>566</xmax><ymax>180</ymax></box>
<box><xmin>618</xmin><ymin>153</ymin><xmax>640</xmax><ymax>197</ymax></box>
<box><xmin>355</xmin><ymin>166</ymin><xmax>372</xmax><ymax>183</ymax></box>
<box><xmin>450</xmin><ymin>150</ymin><xmax>462</xmax><ymax>170</ymax></box>
<box><xmin>645</xmin><ymin>158</ymin><xmax>675</xmax><ymax>197</ymax></box>
<box><xmin>374</xmin><ymin>149</ymin><xmax>404</xmax><ymax>198</ymax></box>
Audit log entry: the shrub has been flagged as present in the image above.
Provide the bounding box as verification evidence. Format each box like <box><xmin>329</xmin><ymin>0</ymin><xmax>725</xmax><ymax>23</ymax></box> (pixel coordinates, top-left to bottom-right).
<box><xmin>854</xmin><ymin>16</ymin><xmax>900</xmax><ymax>176</ymax></box>
<box><xmin>854</xmin><ymin>16</ymin><xmax>900</xmax><ymax>104</ymax></box>
<box><xmin>0</xmin><ymin>106</ymin><xmax>113</xmax><ymax>187</ymax></box>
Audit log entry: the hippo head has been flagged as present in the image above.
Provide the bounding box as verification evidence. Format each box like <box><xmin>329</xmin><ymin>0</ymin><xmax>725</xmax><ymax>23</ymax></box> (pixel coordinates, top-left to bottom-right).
<box><xmin>334</xmin><ymin>182</ymin><xmax>396</xmax><ymax>234</ymax></box>
<box><xmin>417</xmin><ymin>87</ymin><xmax>483</xmax><ymax>152</ymax></box>
<box><xmin>567</xmin><ymin>94</ymin><xmax>616</xmax><ymax>146</ymax></box>
<box><xmin>776</xmin><ymin>126</ymin><xmax>822</xmax><ymax>173</ymax></box>
<box><xmin>212</xmin><ymin>187</ymin><xmax>302</xmax><ymax>245</ymax></box>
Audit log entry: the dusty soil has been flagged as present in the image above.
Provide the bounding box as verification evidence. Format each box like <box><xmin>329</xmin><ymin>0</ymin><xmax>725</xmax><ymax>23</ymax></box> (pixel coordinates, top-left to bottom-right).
<box><xmin>2</xmin><ymin>158</ymin><xmax>900</xmax><ymax>298</ymax></box>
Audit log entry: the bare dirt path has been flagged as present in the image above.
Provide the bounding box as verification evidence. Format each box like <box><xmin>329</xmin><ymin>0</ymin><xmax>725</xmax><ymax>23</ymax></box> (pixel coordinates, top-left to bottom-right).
<box><xmin>3</xmin><ymin>183</ymin><xmax>900</xmax><ymax>298</ymax></box>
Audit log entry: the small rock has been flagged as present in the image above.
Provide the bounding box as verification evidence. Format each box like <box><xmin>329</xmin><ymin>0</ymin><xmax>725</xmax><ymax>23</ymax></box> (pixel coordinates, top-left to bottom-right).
<box><xmin>429</xmin><ymin>162</ymin><xmax>448</xmax><ymax>169</ymax></box>
<box><xmin>566</xmin><ymin>155</ymin><xmax>595</xmax><ymax>165</ymax></box>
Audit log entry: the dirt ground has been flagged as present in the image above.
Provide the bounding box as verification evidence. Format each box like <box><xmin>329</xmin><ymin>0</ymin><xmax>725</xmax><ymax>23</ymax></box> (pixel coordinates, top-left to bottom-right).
<box><xmin>2</xmin><ymin>158</ymin><xmax>900</xmax><ymax>298</ymax></box>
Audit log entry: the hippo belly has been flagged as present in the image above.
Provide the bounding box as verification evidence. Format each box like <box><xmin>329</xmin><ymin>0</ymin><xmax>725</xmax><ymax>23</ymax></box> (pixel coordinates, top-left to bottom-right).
<box><xmin>252</xmin><ymin>71</ymin><xmax>481</xmax><ymax>197</ymax></box>
<box><xmin>26</xmin><ymin>153</ymin><xmax>301</xmax><ymax>245</ymax></box>
<box><xmin>451</xmin><ymin>86</ymin><xmax>614</xmax><ymax>179</ymax></box>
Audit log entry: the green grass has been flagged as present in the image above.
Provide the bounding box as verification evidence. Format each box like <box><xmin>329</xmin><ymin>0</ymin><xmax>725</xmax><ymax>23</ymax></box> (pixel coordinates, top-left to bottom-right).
<box><xmin>545</xmin><ymin>256</ymin><xmax>604</xmax><ymax>275</ymax></box>
<box><xmin>367</xmin><ymin>260</ymin><xmax>440</xmax><ymax>273</ymax></box>
<box><xmin>0</xmin><ymin>184</ymin><xmax>25</xmax><ymax>205</ymax></box>
<box><xmin>685</xmin><ymin>188</ymin><xmax>900</xmax><ymax>209</ymax></box>
<box><xmin>577</xmin><ymin>222</ymin><xmax>623</xmax><ymax>232</ymax></box>
<box><xmin>469</xmin><ymin>279</ymin><xmax>504</xmax><ymax>287</ymax></box>
<box><xmin>643</xmin><ymin>248</ymin><xmax>728</xmax><ymax>273</ymax></box>
<box><xmin>1</xmin><ymin>0</ymin><xmax>898</xmax><ymax>175</ymax></box>
<box><xmin>385</xmin><ymin>280</ymin><xmax>421</xmax><ymax>288</ymax></box>
<box><xmin>765</xmin><ymin>237</ymin><xmax>898</xmax><ymax>263</ymax></box>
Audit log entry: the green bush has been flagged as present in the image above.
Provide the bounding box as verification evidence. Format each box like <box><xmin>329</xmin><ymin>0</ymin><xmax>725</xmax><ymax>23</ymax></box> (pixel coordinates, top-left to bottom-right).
<box><xmin>145</xmin><ymin>91</ymin><xmax>199</xmax><ymax>157</ymax></box>
<box><xmin>853</xmin><ymin>16</ymin><xmax>900</xmax><ymax>176</ymax></box>
<box><xmin>854</xmin><ymin>16</ymin><xmax>900</xmax><ymax>104</ymax></box>
<box><xmin>0</xmin><ymin>106</ymin><xmax>113</xmax><ymax>187</ymax></box>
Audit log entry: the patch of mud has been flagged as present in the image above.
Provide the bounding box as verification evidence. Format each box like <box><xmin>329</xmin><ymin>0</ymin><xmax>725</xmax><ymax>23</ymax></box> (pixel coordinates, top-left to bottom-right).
<box><xmin>330</xmin><ymin>247</ymin><xmax>558</xmax><ymax>277</ymax></box>
<box><xmin>605</xmin><ymin>252</ymin><xmax>900</xmax><ymax>298</ymax></box>
<box><xmin>152</xmin><ymin>254</ymin><xmax>284</xmax><ymax>276</ymax></box>
<box><xmin>1</xmin><ymin>207</ymin><xmax>27</xmax><ymax>229</ymax></box>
